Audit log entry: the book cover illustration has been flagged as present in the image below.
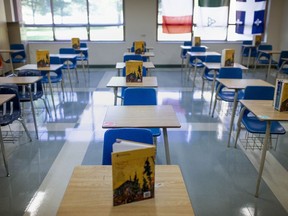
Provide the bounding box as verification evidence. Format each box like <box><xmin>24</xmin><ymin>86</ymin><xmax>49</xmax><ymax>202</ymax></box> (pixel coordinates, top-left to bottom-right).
<box><xmin>221</xmin><ymin>49</ymin><xmax>235</xmax><ymax>66</ymax></box>
<box><xmin>112</xmin><ymin>139</ymin><xmax>156</xmax><ymax>206</ymax></box>
<box><xmin>193</xmin><ymin>36</ymin><xmax>201</xmax><ymax>46</ymax></box>
<box><xmin>36</xmin><ymin>50</ymin><xmax>50</xmax><ymax>68</ymax></box>
<box><xmin>125</xmin><ymin>60</ymin><xmax>143</xmax><ymax>82</ymax></box>
<box><xmin>252</xmin><ymin>35</ymin><xmax>262</xmax><ymax>47</ymax></box>
<box><xmin>274</xmin><ymin>79</ymin><xmax>288</xmax><ymax>112</ymax></box>
<box><xmin>134</xmin><ymin>41</ymin><xmax>145</xmax><ymax>54</ymax></box>
<box><xmin>72</xmin><ymin>38</ymin><xmax>80</xmax><ymax>49</ymax></box>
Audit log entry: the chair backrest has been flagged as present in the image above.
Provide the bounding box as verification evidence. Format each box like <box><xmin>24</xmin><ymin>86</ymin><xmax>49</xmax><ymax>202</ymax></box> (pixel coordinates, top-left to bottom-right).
<box><xmin>257</xmin><ymin>44</ymin><xmax>273</xmax><ymax>60</ymax></box>
<box><xmin>244</xmin><ymin>86</ymin><xmax>275</xmax><ymax>100</ymax></box>
<box><xmin>50</xmin><ymin>56</ymin><xmax>61</xmax><ymax>64</ymax></box>
<box><xmin>189</xmin><ymin>46</ymin><xmax>206</xmax><ymax>63</ymax></box>
<box><xmin>44</xmin><ymin>56</ymin><xmax>62</xmax><ymax>77</ymax></box>
<box><xmin>278</xmin><ymin>50</ymin><xmax>288</xmax><ymax>69</ymax></box>
<box><xmin>17</xmin><ymin>70</ymin><xmax>44</xmax><ymax>99</ymax></box>
<box><xmin>242</xmin><ymin>41</ymin><xmax>257</xmax><ymax>57</ymax></box>
<box><xmin>123</xmin><ymin>54</ymin><xmax>143</xmax><ymax>62</ymax></box>
<box><xmin>102</xmin><ymin>128</ymin><xmax>154</xmax><ymax>165</ymax></box>
<box><xmin>205</xmin><ymin>55</ymin><xmax>221</xmax><ymax>63</ymax></box>
<box><xmin>10</xmin><ymin>44</ymin><xmax>26</xmax><ymax>60</ymax></box>
<box><xmin>79</xmin><ymin>43</ymin><xmax>88</xmax><ymax>58</ymax></box>
<box><xmin>59</xmin><ymin>48</ymin><xmax>76</xmax><ymax>54</ymax></box>
<box><xmin>217</xmin><ymin>67</ymin><xmax>242</xmax><ymax>91</ymax></box>
<box><xmin>0</xmin><ymin>84</ymin><xmax>21</xmax><ymax>126</ymax></box>
<box><xmin>123</xmin><ymin>88</ymin><xmax>157</xmax><ymax>105</ymax></box>
<box><xmin>181</xmin><ymin>41</ymin><xmax>193</xmax><ymax>58</ymax></box>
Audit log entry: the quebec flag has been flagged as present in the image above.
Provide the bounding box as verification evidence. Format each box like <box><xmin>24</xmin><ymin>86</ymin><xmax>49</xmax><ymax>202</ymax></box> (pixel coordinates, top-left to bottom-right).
<box><xmin>235</xmin><ymin>0</ymin><xmax>266</xmax><ymax>35</ymax></box>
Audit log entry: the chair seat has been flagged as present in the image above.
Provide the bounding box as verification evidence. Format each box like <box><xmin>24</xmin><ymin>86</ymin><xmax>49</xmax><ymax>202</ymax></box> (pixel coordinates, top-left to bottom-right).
<box><xmin>242</xmin><ymin>116</ymin><xmax>286</xmax><ymax>134</ymax></box>
<box><xmin>203</xmin><ymin>71</ymin><xmax>219</xmax><ymax>81</ymax></box>
<box><xmin>217</xmin><ymin>90</ymin><xmax>244</xmax><ymax>102</ymax></box>
<box><xmin>0</xmin><ymin>112</ymin><xmax>21</xmax><ymax>126</ymax></box>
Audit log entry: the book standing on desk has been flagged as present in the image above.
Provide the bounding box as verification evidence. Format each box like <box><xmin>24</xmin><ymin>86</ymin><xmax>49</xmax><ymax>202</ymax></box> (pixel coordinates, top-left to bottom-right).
<box><xmin>112</xmin><ymin>139</ymin><xmax>156</xmax><ymax>206</ymax></box>
<box><xmin>252</xmin><ymin>35</ymin><xmax>262</xmax><ymax>47</ymax></box>
<box><xmin>134</xmin><ymin>41</ymin><xmax>145</xmax><ymax>54</ymax></box>
<box><xmin>125</xmin><ymin>60</ymin><xmax>143</xmax><ymax>82</ymax></box>
<box><xmin>221</xmin><ymin>49</ymin><xmax>235</xmax><ymax>66</ymax></box>
<box><xmin>72</xmin><ymin>37</ymin><xmax>80</xmax><ymax>49</ymax></box>
<box><xmin>36</xmin><ymin>50</ymin><xmax>50</xmax><ymax>67</ymax></box>
<box><xmin>192</xmin><ymin>36</ymin><xmax>201</xmax><ymax>46</ymax></box>
<box><xmin>274</xmin><ymin>79</ymin><xmax>288</xmax><ymax>112</ymax></box>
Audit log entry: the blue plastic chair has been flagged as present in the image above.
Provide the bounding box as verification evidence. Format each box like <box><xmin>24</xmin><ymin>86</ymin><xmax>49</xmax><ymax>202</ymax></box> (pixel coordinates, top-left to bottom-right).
<box><xmin>181</xmin><ymin>41</ymin><xmax>192</xmax><ymax>73</ymax></box>
<box><xmin>122</xmin><ymin>88</ymin><xmax>161</xmax><ymax>144</ymax></box>
<box><xmin>75</xmin><ymin>43</ymin><xmax>89</xmax><ymax>72</ymax></box>
<box><xmin>254</xmin><ymin>44</ymin><xmax>277</xmax><ymax>69</ymax></box>
<box><xmin>234</xmin><ymin>86</ymin><xmax>286</xmax><ymax>149</ymax></box>
<box><xmin>0</xmin><ymin>84</ymin><xmax>32</xmax><ymax>176</ymax></box>
<box><xmin>59</xmin><ymin>48</ymin><xmax>79</xmax><ymax>82</ymax></box>
<box><xmin>5</xmin><ymin>44</ymin><xmax>26</xmax><ymax>64</ymax></box>
<box><xmin>41</xmin><ymin>56</ymin><xmax>65</xmax><ymax>98</ymax></box>
<box><xmin>241</xmin><ymin>40</ymin><xmax>257</xmax><ymax>65</ymax></box>
<box><xmin>276</xmin><ymin>50</ymin><xmax>288</xmax><ymax>78</ymax></box>
<box><xmin>211</xmin><ymin>67</ymin><xmax>243</xmax><ymax>117</ymax></box>
<box><xmin>187</xmin><ymin>46</ymin><xmax>206</xmax><ymax>81</ymax></box>
<box><xmin>102</xmin><ymin>128</ymin><xmax>153</xmax><ymax>165</ymax></box>
<box><xmin>201</xmin><ymin>55</ymin><xmax>221</xmax><ymax>93</ymax></box>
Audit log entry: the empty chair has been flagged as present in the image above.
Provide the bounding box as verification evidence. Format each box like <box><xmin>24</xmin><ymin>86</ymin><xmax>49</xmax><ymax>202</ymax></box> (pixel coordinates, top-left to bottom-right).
<box><xmin>17</xmin><ymin>70</ymin><xmax>51</xmax><ymax>117</ymax></box>
<box><xmin>0</xmin><ymin>84</ymin><xmax>32</xmax><ymax>176</ymax></box>
<box><xmin>234</xmin><ymin>86</ymin><xmax>286</xmax><ymax>149</ymax></box>
<box><xmin>5</xmin><ymin>44</ymin><xmax>26</xmax><ymax>65</ymax></box>
<box><xmin>240</xmin><ymin>40</ymin><xmax>257</xmax><ymax>66</ymax></box>
<box><xmin>254</xmin><ymin>44</ymin><xmax>277</xmax><ymax>69</ymax></box>
<box><xmin>187</xmin><ymin>46</ymin><xmax>206</xmax><ymax>82</ymax></box>
<box><xmin>102</xmin><ymin>128</ymin><xmax>153</xmax><ymax>165</ymax></box>
<box><xmin>276</xmin><ymin>50</ymin><xmax>288</xmax><ymax>78</ymax></box>
<box><xmin>201</xmin><ymin>55</ymin><xmax>221</xmax><ymax>94</ymax></box>
<box><xmin>180</xmin><ymin>41</ymin><xmax>192</xmax><ymax>74</ymax></box>
<box><xmin>123</xmin><ymin>88</ymin><xmax>161</xmax><ymax>145</ymax></box>
<box><xmin>75</xmin><ymin>42</ymin><xmax>89</xmax><ymax>72</ymax></box>
<box><xmin>59</xmin><ymin>48</ymin><xmax>79</xmax><ymax>83</ymax></box>
<box><xmin>211</xmin><ymin>67</ymin><xmax>243</xmax><ymax>117</ymax></box>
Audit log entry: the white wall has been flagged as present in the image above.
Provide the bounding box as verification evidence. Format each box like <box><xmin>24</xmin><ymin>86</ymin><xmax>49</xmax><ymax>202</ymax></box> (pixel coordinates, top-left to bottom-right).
<box><xmin>27</xmin><ymin>0</ymin><xmax>285</xmax><ymax>66</ymax></box>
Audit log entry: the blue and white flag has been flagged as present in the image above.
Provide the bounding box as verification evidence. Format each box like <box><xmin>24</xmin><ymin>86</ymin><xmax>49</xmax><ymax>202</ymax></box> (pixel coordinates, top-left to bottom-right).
<box><xmin>235</xmin><ymin>0</ymin><xmax>266</xmax><ymax>34</ymax></box>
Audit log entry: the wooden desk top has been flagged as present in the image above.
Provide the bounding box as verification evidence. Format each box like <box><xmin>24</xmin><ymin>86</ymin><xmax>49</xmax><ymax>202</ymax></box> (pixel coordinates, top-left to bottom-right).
<box><xmin>74</xmin><ymin>47</ymin><xmax>88</xmax><ymax>51</ymax></box>
<box><xmin>123</xmin><ymin>52</ymin><xmax>155</xmax><ymax>57</ymax></box>
<box><xmin>0</xmin><ymin>94</ymin><xmax>15</xmax><ymax>105</ymax></box>
<box><xmin>103</xmin><ymin>105</ymin><xmax>181</xmax><ymax>128</ymax></box>
<box><xmin>116</xmin><ymin>62</ymin><xmax>155</xmax><ymax>69</ymax></box>
<box><xmin>0</xmin><ymin>76</ymin><xmax>42</xmax><ymax>84</ymax></box>
<box><xmin>258</xmin><ymin>50</ymin><xmax>281</xmax><ymax>55</ymax></box>
<box><xmin>50</xmin><ymin>54</ymin><xmax>78</xmax><ymax>59</ymax></box>
<box><xmin>0</xmin><ymin>49</ymin><xmax>24</xmax><ymax>54</ymax></box>
<box><xmin>15</xmin><ymin>64</ymin><xmax>63</xmax><ymax>71</ymax></box>
<box><xmin>187</xmin><ymin>51</ymin><xmax>220</xmax><ymax>56</ymax></box>
<box><xmin>240</xmin><ymin>100</ymin><xmax>288</xmax><ymax>121</ymax></box>
<box><xmin>203</xmin><ymin>62</ymin><xmax>248</xmax><ymax>70</ymax></box>
<box><xmin>216</xmin><ymin>79</ymin><xmax>273</xmax><ymax>90</ymax></box>
<box><xmin>57</xmin><ymin>165</ymin><xmax>195</xmax><ymax>216</ymax></box>
<box><xmin>180</xmin><ymin>45</ymin><xmax>208</xmax><ymax>50</ymax></box>
<box><xmin>107</xmin><ymin>77</ymin><xmax>158</xmax><ymax>88</ymax></box>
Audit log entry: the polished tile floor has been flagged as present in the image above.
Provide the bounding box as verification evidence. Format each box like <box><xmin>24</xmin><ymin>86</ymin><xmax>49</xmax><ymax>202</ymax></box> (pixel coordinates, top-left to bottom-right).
<box><xmin>0</xmin><ymin>65</ymin><xmax>288</xmax><ymax>216</ymax></box>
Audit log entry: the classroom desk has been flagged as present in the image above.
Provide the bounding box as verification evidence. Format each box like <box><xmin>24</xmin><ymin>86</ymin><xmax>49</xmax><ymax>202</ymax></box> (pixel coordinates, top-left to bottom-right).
<box><xmin>0</xmin><ymin>94</ymin><xmax>16</xmax><ymax>176</ymax></box>
<box><xmin>186</xmin><ymin>51</ymin><xmax>221</xmax><ymax>83</ymax></box>
<box><xmin>74</xmin><ymin>47</ymin><xmax>89</xmax><ymax>72</ymax></box>
<box><xmin>0</xmin><ymin>49</ymin><xmax>24</xmax><ymax>74</ymax></box>
<box><xmin>127</xmin><ymin>47</ymin><xmax>154</xmax><ymax>52</ymax></box>
<box><xmin>257</xmin><ymin>50</ymin><xmax>281</xmax><ymax>80</ymax></box>
<box><xmin>102</xmin><ymin>105</ymin><xmax>181</xmax><ymax>164</ymax></box>
<box><xmin>16</xmin><ymin>64</ymin><xmax>63</xmax><ymax>116</ymax></box>
<box><xmin>202</xmin><ymin>62</ymin><xmax>248</xmax><ymax>115</ymax></box>
<box><xmin>214</xmin><ymin>79</ymin><xmax>273</xmax><ymax>147</ymax></box>
<box><xmin>0</xmin><ymin>76</ymin><xmax>43</xmax><ymax>139</ymax></box>
<box><xmin>123</xmin><ymin>52</ymin><xmax>155</xmax><ymax>61</ymax></box>
<box><xmin>57</xmin><ymin>165</ymin><xmax>195</xmax><ymax>216</ymax></box>
<box><xmin>116</xmin><ymin>62</ymin><xmax>155</xmax><ymax>76</ymax></box>
<box><xmin>241</xmin><ymin>45</ymin><xmax>256</xmax><ymax>68</ymax></box>
<box><xmin>50</xmin><ymin>54</ymin><xmax>78</xmax><ymax>90</ymax></box>
<box><xmin>107</xmin><ymin>76</ymin><xmax>158</xmax><ymax>105</ymax></box>
<box><xmin>239</xmin><ymin>100</ymin><xmax>288</xmax><ymax>197</ymax></box>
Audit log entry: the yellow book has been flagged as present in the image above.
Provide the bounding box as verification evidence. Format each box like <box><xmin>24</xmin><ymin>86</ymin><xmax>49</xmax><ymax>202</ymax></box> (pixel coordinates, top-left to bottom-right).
<box><xmin>125</xmin><ymin>60</ymin><xmax>143</xmax><ymax>82</ymax></box>
<box><xmin>221</xmin><ymin>49</ymin><xmax>235</xmax><ymax>66</ymax></box>
<box><xmin>112</xmin><ymin>139</ymin><xmax>156</xmax><ymax>206</ymax></box>
<box><xmin>274</xmin><ymin>79</ymin><xmax>288</xmax><ymax>112</ymax></box>
<box><xmin>72</xmin><ymin>37</ymin><xmax>80</xmax><ymax>49</ymax></box>
<box><xmin>36</xmin><ymin>50</ymin><xmax>50</xmax><ymax>68</ymax></box>
<box><xmin>193</xmin><ymin>36</ymin><xmax>201</xmax><ymax>47</ymax></box>
<box><xmin>134</xmin><ymin>41</ymin><xmax>145</xmax><ymax>54</ymax></box>
<box><xmin>252</xmin><ymin>35</ymin><xmax>262</xmax><ymax>47</ymax></box>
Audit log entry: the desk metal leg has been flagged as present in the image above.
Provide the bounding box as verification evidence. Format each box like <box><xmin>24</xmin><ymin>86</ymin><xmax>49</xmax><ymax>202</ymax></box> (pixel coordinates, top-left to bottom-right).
<box><xmin>266</xmin><ymin>56</ymin><xmax>272</xmax><ymax>80</ymax></box>
<box><xmin>28</xmin><ymin>85</ymin><xmax>39</xmax><ymax>139</ymax></box>
<box><xmin>0</xmin><ymin>127</ymin><xmax>9</xmax><ymax>176</ymax></box>
<box><xmin>117</xmin><ymin>69</ymin><xmax>121</xmax><ymax>76</ymax></box>
<box><xmin>255</xmin><ymin>121</ymin><xmax>271</xmax><ymax>197</ymax></box>
<box><xmin>8</xmin><ymin>55</ymin><xmax>14</xmax><ymax>75</ymax></box>
<box><xmin>113</xmin><ymin>87</ymin><xmax>118</xmax><ymax>106</ymax></box>
<box><xmin>47</xmin><ymin>72</ymin><xmax>57</xmax><ymax>117</ymax></box>
<box><xmin>209</xmin><ymin>70</ymin><xmax>217</xmax><ymax>115</ymax></box>
<box><xmin>227</xmin><ymin>90</ymin><xmax>239</xmax><ymax>147</ymax></box>
<box><xmin>163</xmin><ymin>128</ymin><xmax>171</xmax><ymax>164</ymax></box>
<box><xmin>66</xmin><ymin>61</ymin><xmax>74</xmax><ymax>92</ymax></box>
<box><xmin>247</xmin><ymin>48</ymin><xmax>252</xmax><ymax>68</ymax></box>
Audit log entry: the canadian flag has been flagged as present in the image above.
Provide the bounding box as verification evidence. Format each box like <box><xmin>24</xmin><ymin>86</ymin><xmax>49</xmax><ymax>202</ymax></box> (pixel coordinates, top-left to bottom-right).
<box><xmin>162</xmin><ymin>0</ymin><xmax>193</xmax><ymax>34</ymax></box>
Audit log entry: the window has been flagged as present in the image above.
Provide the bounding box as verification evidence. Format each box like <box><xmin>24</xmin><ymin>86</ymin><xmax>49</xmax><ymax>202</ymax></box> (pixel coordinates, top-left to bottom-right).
<box><xmin>20</xmin><ymin>0</ymin><xmax>124</xmax><ymax>41</ymax></box>
<box><xmin>157</xmin><ymin>0</ymin><xmax>267</xmax><ymax>42</ymax></box>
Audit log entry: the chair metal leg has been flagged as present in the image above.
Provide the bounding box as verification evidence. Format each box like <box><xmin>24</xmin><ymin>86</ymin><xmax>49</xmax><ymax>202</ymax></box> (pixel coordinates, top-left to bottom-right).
<box><xmin>234</xmin><ymin>107</ymin><xmax>246</xmax><ymax>148</ymax></box>
<box><xmin>211</xmin><ymin>84</ymin><xmax>221</xmax><ymax>118</ymax></box>
<box><xmin>18</xmin><ymin>117</ymin><xmax>32</xmax><ymax>142</ymax></box>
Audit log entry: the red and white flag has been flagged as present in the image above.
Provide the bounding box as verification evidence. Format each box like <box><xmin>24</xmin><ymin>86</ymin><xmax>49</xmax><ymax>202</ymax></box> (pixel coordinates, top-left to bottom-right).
<box><xmin>162</xmin><ymin>0</ymin><xmax>193</xmax><ymax>34</ymax></box>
